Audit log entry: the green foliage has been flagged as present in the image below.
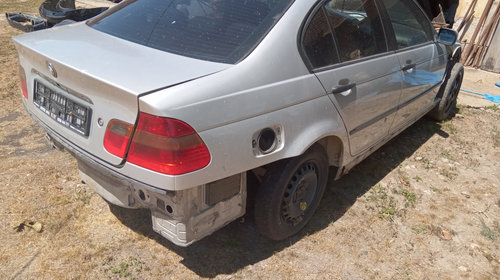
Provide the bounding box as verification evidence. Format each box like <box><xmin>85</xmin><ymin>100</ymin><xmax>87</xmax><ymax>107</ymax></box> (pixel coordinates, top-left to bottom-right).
<box><xmin>431</xmin><ymin>187</ymin><xmax>441</xmax><ymax>193</ymax></box>
<box><xmin>110</xmin><ymin>257</ymin><xmax>146</xmax><ymax>279</ymax></box>
<box><xmin>485</xmin><ymin>105</ymin><xmax>499</xmax><ymax>112</ymax></box>
<box><xmin>480</xmin><ymin>219</ymin><xmax>498</xmax><ymax>241</ymax></box>
<box><xmin>367</xmin><ymin>184</ymin><xmax>397</xmax><ymax>219</ymax></box>
<box><xmin>402</xmin><ymin>190</ymin><xmax>416</xmax><ymax>207</ymax></box>
<box><xmin>112</xmin><ymin>262</ymin><xmax>131</xmax><ymax>277</ymax></box>
<box><xmin>411</xmin><ymin>225</ymin><xmax>427</xmax><ymax>234</ymax></box>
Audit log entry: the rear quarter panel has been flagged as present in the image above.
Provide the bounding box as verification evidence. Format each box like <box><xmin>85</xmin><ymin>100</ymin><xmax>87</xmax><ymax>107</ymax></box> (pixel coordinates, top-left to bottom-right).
<box><xmin>135</xmin><ymin>0</ymin><xmax>349</xmax><ymax>190</ymax></box>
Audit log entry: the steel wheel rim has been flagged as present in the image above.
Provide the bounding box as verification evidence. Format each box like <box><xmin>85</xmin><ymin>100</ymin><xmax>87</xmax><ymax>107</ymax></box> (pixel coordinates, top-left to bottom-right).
<box><xmin>280</xmin><ymin>161</ymin><xmax>318</xmax><ymax>226</ymax></box>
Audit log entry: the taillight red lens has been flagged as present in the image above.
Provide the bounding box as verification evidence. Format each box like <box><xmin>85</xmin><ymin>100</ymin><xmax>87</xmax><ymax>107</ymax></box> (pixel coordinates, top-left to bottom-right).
<box><xmin>19</xmin><ymin>65</ymin><xmax>28</xmax><ymax>99</ymax></box>
<box><xmin>104</xmin><ymin>119</ymin><xmax>134</xmax><ymax>158</ymax></box>
<box><xmin>127</xmin><ymin>113</ymin><xmax>211</xmax><ymax>175</ymax></box>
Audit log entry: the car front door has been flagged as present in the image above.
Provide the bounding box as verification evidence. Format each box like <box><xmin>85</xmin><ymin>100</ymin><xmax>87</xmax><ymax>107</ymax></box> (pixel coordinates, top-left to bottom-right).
<box><xmin>302</xmin><ymin>0</ymin><xmax>403</xmax><ymax>156</ymax></box>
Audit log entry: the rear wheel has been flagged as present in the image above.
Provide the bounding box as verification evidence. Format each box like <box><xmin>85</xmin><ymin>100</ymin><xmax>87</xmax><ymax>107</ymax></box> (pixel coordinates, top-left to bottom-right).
<box><xmin>429</xmin><ymin>63</ymin><xmax>464</xmax><ymax>121</ymax></box>
<box><xmin>254</xmin><ymin>144</ymin><xmax>328</xmax><ymax>240</ymax></box>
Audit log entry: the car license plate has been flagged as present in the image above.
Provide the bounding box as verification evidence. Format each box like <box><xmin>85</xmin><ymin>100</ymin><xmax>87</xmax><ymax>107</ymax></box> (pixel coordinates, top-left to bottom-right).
<box><xmin>33</xmin><ymin>80</ymin><xmax>92</xmax><ymax>136</ymax></box>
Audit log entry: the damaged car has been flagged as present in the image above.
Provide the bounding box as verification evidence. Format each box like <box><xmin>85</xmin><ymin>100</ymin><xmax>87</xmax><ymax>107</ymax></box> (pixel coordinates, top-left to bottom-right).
<box><xmin>13</xmin><ymin>0</ymin><xmax>463</xmax><ymax>246</ymax></box>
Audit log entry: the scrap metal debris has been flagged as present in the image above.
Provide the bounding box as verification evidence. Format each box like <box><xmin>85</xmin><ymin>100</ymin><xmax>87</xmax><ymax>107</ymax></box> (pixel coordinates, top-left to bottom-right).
<box><xmin>40</xmin><ymin>0</ymin><xmax>109</xmax><ymax>26</ymax></box>
<box><xmin>6</xmin><ymin>0</ymin><xmax>118</xmax><ymax>32</ymax></box>
<box><xmin>4</xmin><ymin>13</ymin><xmax>48</xmax><ymax>32</ymax></box>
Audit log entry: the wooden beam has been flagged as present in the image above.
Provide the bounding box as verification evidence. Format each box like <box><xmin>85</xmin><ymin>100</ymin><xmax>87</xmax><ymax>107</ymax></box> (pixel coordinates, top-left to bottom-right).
<box><xmin>461</xmin><ymin>0</ymin><xmax>495</xmax><ymax>65</ymax></box>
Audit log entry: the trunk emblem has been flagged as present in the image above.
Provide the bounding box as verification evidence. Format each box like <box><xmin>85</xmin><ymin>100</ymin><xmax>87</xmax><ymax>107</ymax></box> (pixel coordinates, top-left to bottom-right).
<box><xmin>47</xmin><ymin>62</ymin><xmax>57</xmax><ymax>78</ymax></box>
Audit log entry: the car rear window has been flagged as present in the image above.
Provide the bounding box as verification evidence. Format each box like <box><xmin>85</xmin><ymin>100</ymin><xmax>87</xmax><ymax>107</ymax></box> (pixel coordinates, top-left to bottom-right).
<box><xmin>88</xmin><ymin>0</ymin><xmax>293</xmax><ymax>64</ymax></box>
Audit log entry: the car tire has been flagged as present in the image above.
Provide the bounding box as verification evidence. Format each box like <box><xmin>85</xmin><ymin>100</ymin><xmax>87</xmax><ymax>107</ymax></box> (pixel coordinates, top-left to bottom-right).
<box><xmin>254</xmin><ymin>144</ymin><xmax>328</xmax><ymax>240</ymax></box>
<box><xmin>429</xmin><ymin>63</ymin><xmax>464</xmax><ymax>121</ymax></box>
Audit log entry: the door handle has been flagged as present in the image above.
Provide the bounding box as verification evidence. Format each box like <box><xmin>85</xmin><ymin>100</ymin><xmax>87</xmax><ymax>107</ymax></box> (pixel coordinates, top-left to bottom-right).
<box><xmin>401</xmin><ymin>63</ymin><xmax>416</xmax><ymax>71</ymax></box>
<box><xmin>331</xmin><ymin>83</ymin><xmax>356</xmax><ymax>94</ymax></box>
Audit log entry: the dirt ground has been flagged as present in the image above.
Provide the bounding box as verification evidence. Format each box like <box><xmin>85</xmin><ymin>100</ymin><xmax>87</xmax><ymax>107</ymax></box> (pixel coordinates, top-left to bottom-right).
<box><xmin>1</xmin><ymin>1</ymin><xmax>499</xmax><ymax>279</ymax></box>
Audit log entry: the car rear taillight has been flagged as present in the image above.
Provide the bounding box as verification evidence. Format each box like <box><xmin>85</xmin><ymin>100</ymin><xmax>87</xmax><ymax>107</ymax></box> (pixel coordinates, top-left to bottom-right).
<box><xmin>19</xmin><ymin>65</ymin><xmax>28</xmax><ymax>99</ymax></box>
<box><xmin>127</xmin><ymin>113</ymin><xmax>211</xmax><ymax>175</ymax></box>
<box><xmin>104</xmin><ymin>119</ymin><xmax>134</xmax><ymax>158</ymax></box>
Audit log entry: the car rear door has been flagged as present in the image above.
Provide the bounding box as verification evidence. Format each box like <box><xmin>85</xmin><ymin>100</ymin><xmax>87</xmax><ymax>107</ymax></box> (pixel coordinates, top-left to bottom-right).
<box><xmin>379</xmin><ymin>0</ymin><xmax>448</xmax><ymax>132</ymax></box>
<box><xmin>301</xmin><ymin>0</ymin><xmax>403</xmax><ymax>156</ymax></box>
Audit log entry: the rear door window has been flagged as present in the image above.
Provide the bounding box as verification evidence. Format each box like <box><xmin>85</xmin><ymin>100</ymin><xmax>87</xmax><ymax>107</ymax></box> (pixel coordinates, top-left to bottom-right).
<box><xmin>323</xmin><ymin>0</ymin><xmax>387</xmax><ymax>62</ymax></box>
<box><xmin>302</xmin><ymin>0</ymin><xmax>387</xmax><ymax>68</ymax></box>
<box><xmin>302</xmin><ymin>8</ymin><xmax>340</xmax><ymax>68</ymax></box>
<box><xmin>89</xmin><ymin>0</ymin><xmax>293</xmax><ymax>64</ymax></box>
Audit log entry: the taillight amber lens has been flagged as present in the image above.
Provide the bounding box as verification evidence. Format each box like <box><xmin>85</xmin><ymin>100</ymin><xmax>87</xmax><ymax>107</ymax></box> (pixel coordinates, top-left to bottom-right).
<box><xmin>103</xmin><ymin>119</ymin><xmax>134</xmax><ymax>158</ymax></box>
<box><xmin>127</xmin><ymin>113</ymin><xmax>210</xmax><ymax>175</ymax></box>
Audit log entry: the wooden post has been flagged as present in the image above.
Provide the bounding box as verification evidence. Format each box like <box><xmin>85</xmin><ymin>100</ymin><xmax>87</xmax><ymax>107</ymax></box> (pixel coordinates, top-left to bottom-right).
<box><xmin>461</xmin><ymin>0</ymin><xmax>495</xmax><ymax>65</ymax></box>
<box><xmin>459</xmin><ymin>12</ymin><xmax>476</xmax><ymax>41</ymax></box>
<box><xmin>457</xmin><ymin>0</ymin><xmax>478</xmax><ymax>33</ymax></box>
<box><xmin>474</xmin><ymin>6</ymin><xmax>500</xmax><ymax>67</ymax></box>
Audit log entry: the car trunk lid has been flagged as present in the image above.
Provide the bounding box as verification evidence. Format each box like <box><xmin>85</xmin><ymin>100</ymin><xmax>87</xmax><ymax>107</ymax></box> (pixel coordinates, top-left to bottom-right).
<box><xmin>13</xmin><ymin>22</ymin><xmax>229</xmax><ymax>165</ymax></box>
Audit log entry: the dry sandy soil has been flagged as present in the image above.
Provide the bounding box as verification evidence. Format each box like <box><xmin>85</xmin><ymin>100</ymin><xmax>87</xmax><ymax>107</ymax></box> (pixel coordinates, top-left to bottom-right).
<box><xmin>1</xmin><ymin>1</ymin><xmax>499</xmax><ymax>279</ymax></box>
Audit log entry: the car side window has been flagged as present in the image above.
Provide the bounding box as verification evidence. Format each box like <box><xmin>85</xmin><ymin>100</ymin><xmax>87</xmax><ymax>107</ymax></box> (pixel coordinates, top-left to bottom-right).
<box><xmin>303</xmin><ymin>8</ymin><xmax>340</xmax><ymax>69</ymax></box>
<box><xmin>381</xmin><ymin>0</ymin><xmax>434</xmax><ymax>49</ymax></box>
<box><xmin>323</xmin><ymin>0</ymin><xmax>387</xmax><ymax>62</ymax></box>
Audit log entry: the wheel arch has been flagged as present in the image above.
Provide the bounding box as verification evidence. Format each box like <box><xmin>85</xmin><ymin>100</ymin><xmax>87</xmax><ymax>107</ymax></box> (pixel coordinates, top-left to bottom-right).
<box><xmin>280</xmin><ymin>114</ymin><xmax>348</xmax><ymax>168</ymax></box>
<box><xmin>316</xmin><ymin>135</ymin><xmax>344</xmax><ymax>168</ymax></box>
<box><xmin>249</xmin><ymin>134</ymin><xmax>346</xmax><ymax>184</ymax></box>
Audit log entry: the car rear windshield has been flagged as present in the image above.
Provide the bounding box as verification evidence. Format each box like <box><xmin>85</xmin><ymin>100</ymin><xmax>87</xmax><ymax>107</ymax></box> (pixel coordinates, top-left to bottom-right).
<box><xmin>88</xmin><ymin>0</ymin><xmax>293</xmax><ymax>64</ymax></box>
